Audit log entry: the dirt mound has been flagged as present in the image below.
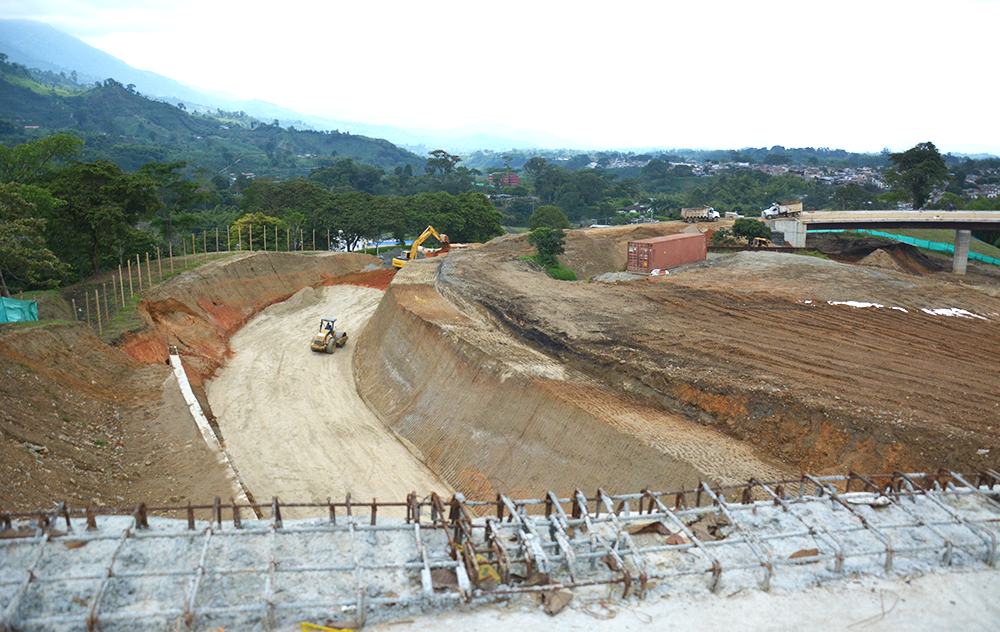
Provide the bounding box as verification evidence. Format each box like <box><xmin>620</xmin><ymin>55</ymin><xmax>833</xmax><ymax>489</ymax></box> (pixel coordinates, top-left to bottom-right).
<box><xmin>858</xmin><ymin>248</ymin><xmax>908</xmax><ymax>273</ymax></box>
<box><xmin>807</xmin><ymin>233</ymin><xmax>945</xmax><ymax>274</ymax></box>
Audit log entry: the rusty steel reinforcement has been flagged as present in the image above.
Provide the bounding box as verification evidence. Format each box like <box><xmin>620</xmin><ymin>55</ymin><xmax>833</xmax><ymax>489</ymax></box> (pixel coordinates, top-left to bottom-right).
<box><xmin>1</xmin><ymin>470</ymin><xmax>999</xmax><ymax>631</ymax></box>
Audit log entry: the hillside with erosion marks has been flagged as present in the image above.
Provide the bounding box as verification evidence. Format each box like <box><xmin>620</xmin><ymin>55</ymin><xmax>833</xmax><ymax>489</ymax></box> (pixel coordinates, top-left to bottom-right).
<box><xmin>431</xmin><ymin>225</ymin><xmax>1000</xmax><ymax>477</ymax></box>
<box><xmin>0</xmin><ymin>251</ymin><xmax>391</xmax><ymax>512</ymax></box>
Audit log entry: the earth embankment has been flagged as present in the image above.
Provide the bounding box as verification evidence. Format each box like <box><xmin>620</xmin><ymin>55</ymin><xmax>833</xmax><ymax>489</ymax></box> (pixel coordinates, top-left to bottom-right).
<box><xmin>1</xmin><ymin>251</ymin><xmax>388</xmax><ymax>511</ymax></box>
<box><xmin>354</xmin><ymin>258</ymin><xmax>788</xmax><ymax>501</ymax></box>
<box><xmin>120</xmin><ymin>251</ymin><xmax>389</xmax><ymax>385</ymax></box>
<box><xmin>438</xmin><ymin>227</ymin><xmax>1000</xmax><ymax>474</ymax></box>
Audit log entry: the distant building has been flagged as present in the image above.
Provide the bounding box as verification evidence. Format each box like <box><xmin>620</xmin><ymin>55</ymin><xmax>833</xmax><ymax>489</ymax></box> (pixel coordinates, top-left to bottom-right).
<box><xmin>488</xmin><ymin>173</ymin><xmax>519</xmax><ymax>186</ymax></box>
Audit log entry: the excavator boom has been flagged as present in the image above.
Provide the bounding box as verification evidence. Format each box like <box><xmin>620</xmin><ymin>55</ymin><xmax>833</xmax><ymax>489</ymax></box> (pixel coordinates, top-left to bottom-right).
<box><xmin>391</xmin><ymin>225</ymin><xmax>450</xmax><ymax>268</ymax></box>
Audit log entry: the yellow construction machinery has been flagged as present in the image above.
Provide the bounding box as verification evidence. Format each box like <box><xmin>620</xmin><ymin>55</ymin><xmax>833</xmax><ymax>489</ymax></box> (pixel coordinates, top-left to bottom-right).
<box><xmin>750</xmin><ymin>237</ymin><xmax>775</xmax><ymax>249</ymax></box>
<box><xmin>310</xmin><ymin>318</ymin><xmax>348</xmax><ymax>354</ymax></box>
<box><xmin>391</xmin><ymin>225</ymin><xmax>450</xmax><ymax>269</ymax></box>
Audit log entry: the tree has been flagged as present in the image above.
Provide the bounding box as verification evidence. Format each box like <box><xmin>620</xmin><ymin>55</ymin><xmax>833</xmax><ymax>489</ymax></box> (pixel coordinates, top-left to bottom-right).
<box><xmin>0</xmin><ymin>184</ymin><xmax>66</xmax><ymax>296</ymax></box>
<box><xmin>425</xmin><ymin>150</ymin><xmax>461</xmax><ymax>181</ymax></box>
<box><xmin>731</xmin><ymin>218</ymin><xmax>772</xmax><ymax>242</ymax></box>
<box><xmin>231</xmin><ymin>212</ymin><xmax>286</xmax><ymax>250</ymax></box>
<box><xmin>527</xmin><ymin>227</ymin><xmax>566</xmax><ymax>268</ymax></box>
<box><xmin>522</xmin><ymin>157</ymin><xmax>547</xmax><ymax>178</ymax></box>
<box><xmin>0</xmin><ymin>135</ymin><xmax>83</xmax><ymax>184</ymax></box>
<box><xmin>884</xmin><ymin>142</ymin><xmax>949</xmax><ymax>210</ymax></box>
<box><xmin>43</xmin><ymin>160</ymin><xmax>158</xmax><ymax>275</ymax></box>
<box><xmin>137</xmin><ymin>161</ymin><xmax>202</xmax><ymax>243</ymax></box>
<box><xmin>529</xmin><ymin>205</ymin><xmax>571</xmax><ymax>230</ymax></box>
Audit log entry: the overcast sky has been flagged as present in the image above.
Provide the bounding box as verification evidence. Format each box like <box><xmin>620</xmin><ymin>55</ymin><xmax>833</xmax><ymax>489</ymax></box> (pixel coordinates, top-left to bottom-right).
<box><xmin>2</xmin><ymin>0</ymin><xmax>998</xmax><ymax>154</ymax></box>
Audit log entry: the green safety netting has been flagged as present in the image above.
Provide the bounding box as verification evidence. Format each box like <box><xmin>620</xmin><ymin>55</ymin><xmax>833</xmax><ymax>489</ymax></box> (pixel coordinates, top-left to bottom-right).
<box><xmin>0</xmin><ymin>296</ymin><xmax>39</xmax><ymax>323</ymax></box>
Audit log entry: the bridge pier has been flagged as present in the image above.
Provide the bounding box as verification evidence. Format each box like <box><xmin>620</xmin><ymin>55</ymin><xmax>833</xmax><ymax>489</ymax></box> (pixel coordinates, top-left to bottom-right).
<box><xmin>775</xmin><ymin>220</ymin><xmax>806</xmax><ymax>247</ymax></box>
<box><xmin>952</xmin><ymin>229</ymin><xmax>971</xmax><ymax>275</ymax></box>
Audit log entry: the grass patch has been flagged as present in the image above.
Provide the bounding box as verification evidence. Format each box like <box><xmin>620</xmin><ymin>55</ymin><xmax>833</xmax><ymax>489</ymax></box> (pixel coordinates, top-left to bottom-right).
<box><xmin>525</xmin><ymin>255</ymin><xmax>577</xmax><ymax>280</ymax></box>
<box><xmin>796</xmin><ymin>250</ymin><xmax>830</xmax><ymax>259</ymax></box>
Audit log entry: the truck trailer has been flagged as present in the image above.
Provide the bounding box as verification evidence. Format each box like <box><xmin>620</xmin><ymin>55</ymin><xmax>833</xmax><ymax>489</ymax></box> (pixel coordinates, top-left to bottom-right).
<box><xmin>681</xmin><ymin>206</ymin><xmax>720</xmax><ymax>222</ymax></box>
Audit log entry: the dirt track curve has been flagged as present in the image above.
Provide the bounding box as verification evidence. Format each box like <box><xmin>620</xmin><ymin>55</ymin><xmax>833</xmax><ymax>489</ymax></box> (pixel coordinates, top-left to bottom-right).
<box><xmin>207</xmin><ymin>285</ymin><xmax>451</xmax><ymax>516</ymax></box>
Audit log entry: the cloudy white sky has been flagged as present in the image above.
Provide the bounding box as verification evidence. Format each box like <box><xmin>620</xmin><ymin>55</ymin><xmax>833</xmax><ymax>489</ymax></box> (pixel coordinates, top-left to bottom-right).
<box><xmin>2</xmin><ymin>0</ymin><xmax>998</xmax><ymax>153</ymax></box>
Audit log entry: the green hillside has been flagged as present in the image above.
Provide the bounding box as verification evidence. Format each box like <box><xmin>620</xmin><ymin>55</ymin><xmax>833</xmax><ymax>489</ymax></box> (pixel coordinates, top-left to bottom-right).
<box><xmin>0</xmin><ymin>65</ymin><xmax>423</xmax><ymax>177</ymax></box>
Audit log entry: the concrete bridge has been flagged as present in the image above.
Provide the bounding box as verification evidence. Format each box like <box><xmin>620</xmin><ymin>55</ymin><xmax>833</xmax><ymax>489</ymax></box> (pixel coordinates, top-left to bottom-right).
<box><xmin>773</xmin><ymin>210</ymin><xmax>1000</xmax><ymax>274</ymax></box>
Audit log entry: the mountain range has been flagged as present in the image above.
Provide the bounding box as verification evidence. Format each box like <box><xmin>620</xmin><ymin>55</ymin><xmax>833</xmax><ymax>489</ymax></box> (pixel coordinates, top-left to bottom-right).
<box><xmin>0</xmin><ymin>19</ymin><xmax>594</xmax><ymax>154</ymax></box>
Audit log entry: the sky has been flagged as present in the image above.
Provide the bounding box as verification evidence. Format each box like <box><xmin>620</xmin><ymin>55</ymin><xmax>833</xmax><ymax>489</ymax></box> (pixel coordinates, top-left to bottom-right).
<box><xmin>1</xmin><ymin>0</ymin><xmax>998</xmax><ymax>154</ymax></box>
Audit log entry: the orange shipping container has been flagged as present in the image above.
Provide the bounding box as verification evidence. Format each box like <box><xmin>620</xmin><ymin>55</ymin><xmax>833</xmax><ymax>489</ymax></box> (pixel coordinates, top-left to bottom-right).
<box><xmin>626</xmin><ymin>233</ymin><xmax>706</xmax><ymax>273</ymax></box>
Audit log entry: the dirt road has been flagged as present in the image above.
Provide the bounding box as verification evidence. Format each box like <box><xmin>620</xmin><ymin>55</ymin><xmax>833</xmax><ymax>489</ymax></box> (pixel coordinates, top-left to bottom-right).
<box><xmin>207</xmin><ymin>285</ymin><xmax>451</xmax><ymax>516</ymax></box>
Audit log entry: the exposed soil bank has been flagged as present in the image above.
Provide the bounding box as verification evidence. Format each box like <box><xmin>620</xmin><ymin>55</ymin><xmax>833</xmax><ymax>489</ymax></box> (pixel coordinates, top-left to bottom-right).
<box><xmin>0</xmin><ymin>324</ymin><xmax>236</xmax><ymax>510</ymax></box>
<box><xmin>120</xmin><ymin>251</ymin><xmax>387</xmax><ymax>385</ymax></box>
<box><xmin>438</xmin><ymin>226</ymin><xmax>1000</xmax><ymax>475</ymax></box>
<box><xmin>1</xmin><ymin>252</ymin><xmax>385</xmax><ymax>511</ymax></box>
<box><xmin>354</xmin><ymin>258</ymin><xmax>788</xmax><ymax>502</ymax></box>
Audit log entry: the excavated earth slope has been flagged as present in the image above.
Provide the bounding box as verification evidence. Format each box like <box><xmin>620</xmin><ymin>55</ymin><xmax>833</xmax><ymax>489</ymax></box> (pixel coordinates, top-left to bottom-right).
<box><xmin>354</xmin><ymin>257</ymin><xmax>789</xmax><ymax>501</ymax></box>
<box><xmin>1</xmin><ymin>252</ymin><xmax>389</xmax><ymax>511</ymax></box>
<box><xmin>427</xmin><ymin>226</ymin><xmax>1000</xmax><ymax>478</ymax></box>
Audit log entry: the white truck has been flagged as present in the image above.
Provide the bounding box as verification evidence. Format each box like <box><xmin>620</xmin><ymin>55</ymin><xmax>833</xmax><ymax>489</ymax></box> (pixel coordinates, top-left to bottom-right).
<box><xmin>761</xmin><ymin>201</ymin><xmax>803</xmax><ymax>219</ymax></box>
<box><xmin>681</xmin><ymin>206</ymin><xmax>720</xmax><ymax>222</ymax></box>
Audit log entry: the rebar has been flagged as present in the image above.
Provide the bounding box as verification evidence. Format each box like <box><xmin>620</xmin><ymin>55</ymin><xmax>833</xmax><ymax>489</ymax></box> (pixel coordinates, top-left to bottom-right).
<box><xmin>1</xmin><ymin>473</ymin><xmax>998</xmax><ymax>631</ymax></box>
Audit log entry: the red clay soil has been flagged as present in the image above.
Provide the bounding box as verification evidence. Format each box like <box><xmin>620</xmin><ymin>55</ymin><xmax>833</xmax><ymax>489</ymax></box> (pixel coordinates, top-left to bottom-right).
<box><xmin>1</xmin><ymin>252</ymin><xmax>386</xmax><ymax>512</ymax></box>
<box><xmin>119</xmin><ymin>251</ymin><xmax>388</xmax><ymax>385</ymax></box>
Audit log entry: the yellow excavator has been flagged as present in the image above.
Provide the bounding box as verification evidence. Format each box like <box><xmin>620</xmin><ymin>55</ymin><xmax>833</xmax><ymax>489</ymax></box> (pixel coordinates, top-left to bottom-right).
<box><xmin>391</xmin><ymin>225</ymin><xmax>451</xmax><ymax>269</ymax></box>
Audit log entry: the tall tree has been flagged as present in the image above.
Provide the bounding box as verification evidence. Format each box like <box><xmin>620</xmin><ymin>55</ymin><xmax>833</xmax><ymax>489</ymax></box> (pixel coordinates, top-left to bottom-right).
<box><xmin>884</xmin><ymin>142</ymin><xmax>949</xmax><ymax>210</ymax></box>
<box><xmin>137</xmin><ymin>161</ymin><xmax>202</xmax><ymax>244</ymax></box>
<box><xmin>43</xmin><ymin>160</ymin><xmax>158</xmax><ymax>275</ymax></box>
<box><xmin>0</xmin><ymin>134</ymin><xmax>83</xmax><ymax>184</ymax></box>
<box><xmin>0</xmin><ymin>184</ymin><xmax>66</xmax><ymax>297</ymax></box>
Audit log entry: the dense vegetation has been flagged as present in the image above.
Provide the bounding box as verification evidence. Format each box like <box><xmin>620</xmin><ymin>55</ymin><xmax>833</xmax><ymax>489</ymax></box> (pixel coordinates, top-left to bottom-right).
<box><xmin>3</xmin><ymin>54</ymin><xmax>999</xmax><ymax>296</ymax></box>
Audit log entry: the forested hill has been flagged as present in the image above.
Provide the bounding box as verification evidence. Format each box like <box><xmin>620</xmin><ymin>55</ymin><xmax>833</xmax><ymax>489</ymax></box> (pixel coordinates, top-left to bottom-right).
<box><xmin>0</xmin><ymin>61</ymin><xmax>423</xmax><ymax>177</ymax></box>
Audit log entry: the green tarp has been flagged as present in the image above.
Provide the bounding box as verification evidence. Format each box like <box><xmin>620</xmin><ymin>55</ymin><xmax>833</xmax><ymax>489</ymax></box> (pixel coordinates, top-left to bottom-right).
<box><xmin>0</xmin><ymin>296</ymin><xmax>38</xmax><ymax>323</ymax></box>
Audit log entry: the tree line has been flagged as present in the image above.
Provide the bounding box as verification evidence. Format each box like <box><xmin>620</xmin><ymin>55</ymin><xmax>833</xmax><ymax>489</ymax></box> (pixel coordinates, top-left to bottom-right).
<box><xmin>0</xmin><ymin>134</ymin><xmax>504</xmax><ymax>297</ymax></box>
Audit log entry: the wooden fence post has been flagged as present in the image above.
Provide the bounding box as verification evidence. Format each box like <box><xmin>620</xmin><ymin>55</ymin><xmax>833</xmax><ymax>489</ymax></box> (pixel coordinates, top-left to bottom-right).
<box><xmin>94</xmin><ymin>289</ymin><xmax>102</xmax><ymax>335</ymax></box>
<box><xmin>157</xmin><ymin>247</ymin><xmax>162</xmax><ymax>278</ymax></box>
<box><xmin>71</xmin><ymin>298</ymin><xmax>77</xmax><ymax>322</ymax></box>
<box><xmin>204</xmin><ymin>232</ymin><xmax>208</xmax><ymax>260</ymax></box>
<box><xmin>103</xmin><ymin>283</ymin><xmax>110</xmax><ymax>327</ymax></box>
<box><xmin>118</xmin><ymin>265</ymin><xmax>126</xmax><ymax>306</ymax></box>
<box><xmin>250</xmin><ymin>224</ymin><xmax>253</xmax><ymax>252</ymax></box>
<box><xmin>85</xmin><ymin>291</ymin><xmax>91</xmax><ymax>324</ymax></box>
<box><xmin>169</xmin><ymin>241</ymin><xmax>174</xmax><ymax>274</ymax></box>
<box><xmin>216</xmin><ymin>227</ymin><xmax>219</xmax><ymax>253</ymax></box>
<box><xmin>136</xmin><ymin>254</ymin><xmax>142</xmax><ymax>291</ymax></box>
<box><xmin>127</xmin><ymin>260</ymin><xmax>134</xmax><ymax>298</ymax></box>
<box><xmin>312</xmin><ymin>229</ymin><xmax>316</xmax><ymax>251</ymax></box>
<box><xmin>146</xmin><ymin>252</ymin><xmax>152</xmax><ymax>287</ymax></box>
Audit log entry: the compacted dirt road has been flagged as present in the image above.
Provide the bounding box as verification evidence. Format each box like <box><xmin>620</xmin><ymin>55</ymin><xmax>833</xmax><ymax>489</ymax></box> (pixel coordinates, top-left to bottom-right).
<box><xmin>207</xmin><ymin>285</ymin><xmax>451</xmax><ymax>515</ymax></box>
